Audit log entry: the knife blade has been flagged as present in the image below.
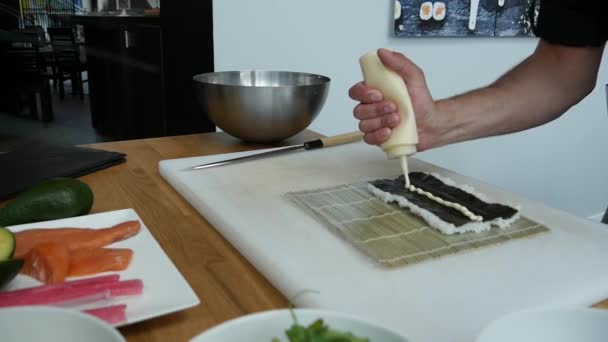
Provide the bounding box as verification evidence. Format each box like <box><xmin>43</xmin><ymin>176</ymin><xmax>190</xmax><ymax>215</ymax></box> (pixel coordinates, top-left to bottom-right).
<box><xmin>190</xmin><ymin>131</ymin><xmax>364</xmax><ymax>170</ymax></box>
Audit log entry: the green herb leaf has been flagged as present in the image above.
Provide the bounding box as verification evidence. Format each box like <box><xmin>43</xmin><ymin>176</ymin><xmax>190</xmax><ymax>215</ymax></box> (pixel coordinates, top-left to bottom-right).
<box><xmin>275</xmin><ymin>293</ymin><xmax>370</xmax><ymax>342</ymax></box>
<box><xmin>281</xmin><ymin>319</ymin><xmax>370</xmax><ymax>342</ymax></box>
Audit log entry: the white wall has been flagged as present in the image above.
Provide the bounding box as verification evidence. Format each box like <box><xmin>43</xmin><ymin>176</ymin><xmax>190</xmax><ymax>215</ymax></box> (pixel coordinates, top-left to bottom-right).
<box><xmin>213</xmin><ymin>0</ymin><xmax>608</xmax><ymax>219</ymax></box>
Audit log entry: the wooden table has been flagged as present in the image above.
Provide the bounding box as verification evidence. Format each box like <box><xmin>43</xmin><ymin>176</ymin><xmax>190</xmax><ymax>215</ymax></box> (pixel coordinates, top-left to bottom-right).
<box><xmin>77</xmin><ymin>130</ymin><xmax>605</xmax><ymax>340</ymax></box>
<box><xmin>81</xmin><ymin>131</ymin><xmax>320</xmax><ymax>341</ymax></box>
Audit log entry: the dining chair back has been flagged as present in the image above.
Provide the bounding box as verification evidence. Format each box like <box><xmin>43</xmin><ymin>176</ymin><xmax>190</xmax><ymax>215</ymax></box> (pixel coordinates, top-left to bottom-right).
<box><xmin>47</xmin><ymin>27</ymin><xmax>76</xmax><ymax>49</ymax></box>
<box><xmin>1</xmin><ymin>45</ymin><xmax>53</xmax><ymax>121</ymax></box>
<box><xmin>22</xmin><ymin>25</ymin><xmax>47</xmax><ymax>46</ymax></box>
<box><xmin>47</xmin><ymin>26</ymin><xmax>87</xmax><ymax>100</ymax></box>
<box><xmin>4</xmin><ymin>45</ymin><xmax>43</xmax><ymax>82</ymax></box>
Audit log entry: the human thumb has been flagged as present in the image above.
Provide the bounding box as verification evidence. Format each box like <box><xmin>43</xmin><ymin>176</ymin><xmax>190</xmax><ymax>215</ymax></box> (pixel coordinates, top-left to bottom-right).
<box><xmin>377</xmin><ymin>48</ymin><xmax>426</xmax><ymax>88</ymax></box>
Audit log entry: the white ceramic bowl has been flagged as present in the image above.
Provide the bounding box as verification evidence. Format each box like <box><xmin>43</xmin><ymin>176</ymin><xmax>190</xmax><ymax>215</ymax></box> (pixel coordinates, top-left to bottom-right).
<box><xmin>476</xmin><ymin>307</ymin><xmax>608</xmax><ymax>342</ymax></box>
<box><xmin>190</xmin><ymin>308</ymin><xmax>410</xmax><ymax>342</ymax></box>
<box><xmin>0</xmin><ymin>306</ymin><xmax>125</xmax><ymax>342</ymax></box>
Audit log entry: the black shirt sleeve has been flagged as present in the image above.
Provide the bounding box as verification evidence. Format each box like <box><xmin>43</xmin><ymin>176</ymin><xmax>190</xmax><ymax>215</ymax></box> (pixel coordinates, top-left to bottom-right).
<box><xmin>535</xmin><ymin>1</ymin><xmax>608</xmax><ymax>47</ymax></box>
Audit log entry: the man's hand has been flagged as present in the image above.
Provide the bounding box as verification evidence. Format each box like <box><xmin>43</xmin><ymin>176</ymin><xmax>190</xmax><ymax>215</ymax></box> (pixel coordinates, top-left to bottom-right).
<box><xmin>349</xmin><ymin>41</ymin><xmax>603</xmax><ymax>151</ymax></box>
<box><xmin>348</xmin><ymin>49</ymin><xmax>437</xmax><ymax>151</ymax></box>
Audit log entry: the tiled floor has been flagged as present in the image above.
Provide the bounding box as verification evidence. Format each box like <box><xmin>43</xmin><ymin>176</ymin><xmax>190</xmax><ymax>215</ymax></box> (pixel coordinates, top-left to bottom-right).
<box><xmin>0</xmin><ymin>79</ymin><xmax>110</xmax><ymax>152</ymax></box>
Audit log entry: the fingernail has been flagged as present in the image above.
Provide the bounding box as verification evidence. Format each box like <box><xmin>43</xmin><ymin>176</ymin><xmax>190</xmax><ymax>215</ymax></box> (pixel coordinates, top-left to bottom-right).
<box><xmin>383</xmin><ymin>104</ymin><xmax>396</xmax><ymax>113</ymax></box>
<box><xmin>369</xmin><ymin>92</ymin><xmax>382</xmax><ymax>102</ymax></box>
<box><xmin>379</xmin><ymin>128</ymin><xmax>391</xmax><ymax>138</ymax></box>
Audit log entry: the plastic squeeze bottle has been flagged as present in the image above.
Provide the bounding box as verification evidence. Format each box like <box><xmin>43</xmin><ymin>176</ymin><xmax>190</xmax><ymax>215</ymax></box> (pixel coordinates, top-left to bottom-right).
<box><xmin>359</xmin><ymin>49</ymin><xmax>418</xmax><ymax>187</ymax></box>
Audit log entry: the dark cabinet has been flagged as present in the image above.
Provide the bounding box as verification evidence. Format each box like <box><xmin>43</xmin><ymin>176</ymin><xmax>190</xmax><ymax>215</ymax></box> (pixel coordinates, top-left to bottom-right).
<box><xmin>0</xmin><ymin>0</ymin><xmax>19</xmax><ymax>31</ymax></box>
<box><xmin>74</xmin><ymin>6</ymin><xmax>214</xmax><ymax>141</ymax></box>
<box><xmin>122</xmin><ymin>24</ymin><xmax>164</xmax><ymax>139</ymax></box>
<box><xmin>84</xmin><ymin>24</ymin><xmax>124</xmax><ymax>136</ymax></box>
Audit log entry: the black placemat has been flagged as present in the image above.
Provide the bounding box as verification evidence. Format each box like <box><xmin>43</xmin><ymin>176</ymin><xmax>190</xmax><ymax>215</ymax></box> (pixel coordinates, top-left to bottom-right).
<box><xmin>0</xmin><ymin>142</ymin><xmax>126</xmax><ymax>201</ymax></box>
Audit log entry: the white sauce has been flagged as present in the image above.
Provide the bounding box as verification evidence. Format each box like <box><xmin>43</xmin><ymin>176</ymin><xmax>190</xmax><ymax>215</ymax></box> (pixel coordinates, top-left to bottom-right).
<box><xmin>406</xmin><ymin>184</ymin><xmax>483</xmax><ymax>222</ymax></box>
<box><xmin>400</xmin><ymin>156</ymin><xmax>411</xmax><ymax>188</ymax></box>
<box><xmin>400</xmin><ymin>156</ymin><xmax>483</xmax><ymax>222</ymax></box>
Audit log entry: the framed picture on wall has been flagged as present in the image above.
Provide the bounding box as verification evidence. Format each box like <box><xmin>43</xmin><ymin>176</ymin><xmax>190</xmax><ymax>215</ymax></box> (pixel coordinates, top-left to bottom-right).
<box><xmin>393</xmin><ymin>0</ymin><xmax>540</xmax><ymax>37</ymax></box>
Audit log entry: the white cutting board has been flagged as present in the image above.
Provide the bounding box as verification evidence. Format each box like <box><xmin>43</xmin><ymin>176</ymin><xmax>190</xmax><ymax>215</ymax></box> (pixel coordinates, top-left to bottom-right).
<box><xmin>159</xmin><ymin>142</ymin><xmax>608</xmax><ymax>342</ymax></box>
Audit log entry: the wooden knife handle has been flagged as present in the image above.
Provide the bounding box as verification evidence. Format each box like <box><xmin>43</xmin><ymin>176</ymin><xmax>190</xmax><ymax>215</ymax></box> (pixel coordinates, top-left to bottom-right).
<box><xmin>320</xmin><ymin>131</ymin><xmax>364</xmax><ymax>147</ymax></box>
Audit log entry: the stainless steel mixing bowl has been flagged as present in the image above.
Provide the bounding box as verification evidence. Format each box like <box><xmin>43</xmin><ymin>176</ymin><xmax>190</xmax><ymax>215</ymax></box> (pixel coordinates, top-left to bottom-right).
<box><xmin>193</xmin><ymin>71</ymin><xmax>330</xmax><ymax>142</ymax></box>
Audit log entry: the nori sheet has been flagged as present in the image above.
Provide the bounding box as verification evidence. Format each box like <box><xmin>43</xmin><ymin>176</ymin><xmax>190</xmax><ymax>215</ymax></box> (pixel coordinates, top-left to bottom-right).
<box><xmin>369</xmin><ymin>173</ymin><xmax>518</xmax><ymax>227</ymax></box>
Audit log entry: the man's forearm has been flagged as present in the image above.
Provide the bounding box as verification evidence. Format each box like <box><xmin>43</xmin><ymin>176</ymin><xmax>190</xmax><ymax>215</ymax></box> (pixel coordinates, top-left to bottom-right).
<box><xmin>429</xmin><ymin>40</ymin><xmax>604</xmax><ymax>148</ymax></box>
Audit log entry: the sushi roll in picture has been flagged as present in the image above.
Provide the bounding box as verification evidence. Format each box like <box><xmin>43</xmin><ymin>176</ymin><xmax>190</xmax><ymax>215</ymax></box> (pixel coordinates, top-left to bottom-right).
<box><xmin>433</xmin><ymin>2</ymin><xmax>446</xmax><ymax>21</ymax></box>
<box><xmin>420</xmin><ymin>2</ymin><xmax>433</xmax><ymax>21</ymax></box>
<box><xmin>394</xmin><ymin>0</ymin><xmax>402</xmax><ymax>20</ymax></box>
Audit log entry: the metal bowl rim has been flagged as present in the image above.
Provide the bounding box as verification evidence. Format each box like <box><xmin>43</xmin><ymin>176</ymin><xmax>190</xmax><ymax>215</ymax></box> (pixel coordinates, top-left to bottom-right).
<box><xmin>192</xmin><ymin>70</ymin><xmax>331</xmax><ymax>88</ymax></box>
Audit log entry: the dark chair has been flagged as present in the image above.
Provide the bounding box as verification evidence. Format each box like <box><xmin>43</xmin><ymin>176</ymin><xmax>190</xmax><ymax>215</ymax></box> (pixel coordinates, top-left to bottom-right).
<box><xmin>16</xmin><ymin>27</ymin><xmax>55</xmax><ymax>84</ymax></box>
<box><xmin>47</xmin><ymin>27</ymin><xmax>87</xmax><ymax>100</ymax></box>
<box><xmin>0</xmin><ymin>45</ymin><xmax>54</xmax><ymax>121</ymax></box>
<box><xmin>22</xmin><ymin>25</ymin><xmax>47</xmax><ymax>46</ymax></box>
<box><xmin>11</xmin><ymin>28</ymin><xmax>40</xmax><ymax>46</ymax></box>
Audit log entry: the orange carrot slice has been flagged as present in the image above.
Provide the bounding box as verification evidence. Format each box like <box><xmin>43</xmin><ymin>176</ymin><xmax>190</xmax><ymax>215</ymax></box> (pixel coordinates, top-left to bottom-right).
<box><xmin>68</xmin><ymin>248</ymin><xmax>133</xmax><ymax>277</ymax></box>
<box><xmin>14</xmin><ymin>220</ymin><xmax>140</xmax><ymax>259</ymax></box>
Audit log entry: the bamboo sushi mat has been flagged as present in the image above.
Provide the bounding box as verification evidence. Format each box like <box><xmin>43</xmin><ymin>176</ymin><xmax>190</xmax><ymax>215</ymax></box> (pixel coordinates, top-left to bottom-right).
<box><xmin>287</xmin><ymin>181</ymin><xmax>549</xmax><ymax>268</ymax></box>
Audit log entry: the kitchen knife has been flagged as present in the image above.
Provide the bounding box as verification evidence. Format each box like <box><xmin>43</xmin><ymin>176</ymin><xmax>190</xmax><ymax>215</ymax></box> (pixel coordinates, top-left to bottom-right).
<box><xmin>190</xmin><ymin>131</ymin><xmax>364</xmax><ymax>170</ymax></box>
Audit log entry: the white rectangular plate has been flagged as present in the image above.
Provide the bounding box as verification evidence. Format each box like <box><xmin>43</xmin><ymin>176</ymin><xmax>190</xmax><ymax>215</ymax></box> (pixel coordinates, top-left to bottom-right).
<box><xmin>2</xmin><ymin>208</ymin><xmax>200</xmax><ymax>327</ymax></box>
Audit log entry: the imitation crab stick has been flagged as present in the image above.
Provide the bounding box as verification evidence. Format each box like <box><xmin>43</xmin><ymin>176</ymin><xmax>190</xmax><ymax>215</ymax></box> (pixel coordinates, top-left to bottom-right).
<box><xmin>13</xmin><ymin>220</ymin><xmax>141</xmax><ymax>259</ymax></box>
<box><xmin>0</xmin><ymin>274</ymin><xmax>120</xmax><ymax>300</ymax></box>
<box><xmin>103</xmin><ymin>279</ymin><xmax>143</xmax><ymax>297</ymax></box>
<box><xmin>84</xmin><ymin>304</ymin><xmax>127</xmax><ymax>325</ymax></box>
<box><xmin>0</xmin><ymin>277</ymin><xmax>143</xmax><ymax>308</ymax></box>
<box><xmin>0</xmin><ymin>283</ymin><xmax>110</xmax><ymax>307</ymax></box>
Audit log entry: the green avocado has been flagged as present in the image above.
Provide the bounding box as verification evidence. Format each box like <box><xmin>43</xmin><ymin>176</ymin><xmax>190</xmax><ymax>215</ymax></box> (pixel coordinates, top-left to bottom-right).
<box><xmin>0</xmin><ymin>259</ymin><xmax>24</xmax><ymax>288</ymax></box>
<box><xmin>0</xmin><ymin>178</ymin><xmax>94</xmax><ymax>227</ymax></box>
<box><xmin>0</xmin><ymin>227</ymin><xmax>15</xmax><ymax>260</ymax></box>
